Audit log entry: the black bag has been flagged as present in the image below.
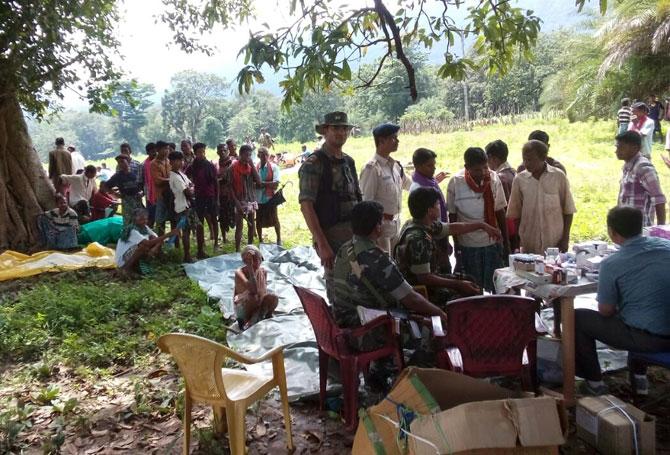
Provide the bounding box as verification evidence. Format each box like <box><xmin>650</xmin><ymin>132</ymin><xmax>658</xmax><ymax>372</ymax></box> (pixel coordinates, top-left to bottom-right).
<box><xmin>265</xmin><ymin>182</ymin><xmax>290</xmax><ymax>207</ymax></box>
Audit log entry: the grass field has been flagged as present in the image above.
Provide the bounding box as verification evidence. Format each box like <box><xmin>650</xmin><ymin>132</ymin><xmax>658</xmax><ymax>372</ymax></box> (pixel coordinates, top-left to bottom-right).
<box><xmin>3</xmin><ymin>117</ymin><xmax>670</xmax><ymax>452</ymax></box>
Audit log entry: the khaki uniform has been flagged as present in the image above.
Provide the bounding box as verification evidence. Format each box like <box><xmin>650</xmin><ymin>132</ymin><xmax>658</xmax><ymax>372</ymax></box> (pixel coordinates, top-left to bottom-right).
<box><xmin>48</xmin><ymin>146</ymin><xmax>72</xmax><ymax>188</ymax></box>
<box><xmin>359</xmin><ymin>153</ymin><xmax>411</xmax><ymax>253</ymax></box>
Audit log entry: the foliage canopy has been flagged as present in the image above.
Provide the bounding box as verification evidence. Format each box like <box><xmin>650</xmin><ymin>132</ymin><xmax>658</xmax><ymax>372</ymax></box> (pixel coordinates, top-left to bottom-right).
<box><xmin>0</xmin><ymin>0</ymin><xmax>122</xmax><ymax>118</ymax></box>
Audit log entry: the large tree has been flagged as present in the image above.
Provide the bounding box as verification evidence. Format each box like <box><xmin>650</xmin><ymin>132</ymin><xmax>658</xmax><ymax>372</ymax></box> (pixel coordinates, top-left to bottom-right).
<box><xmin>0</xmin><ymin>1</ymin><xmax>123</xmax><ymax>249</ymax></box>
<box><xmin>163</xmin><ymin>0</ymin><xmax>544</xmax><ymax>109</ymax></box>
<box><xmin>161</xmin><ymin>71</ymin><xmax>230</xmax><ymax>140</ymax></box>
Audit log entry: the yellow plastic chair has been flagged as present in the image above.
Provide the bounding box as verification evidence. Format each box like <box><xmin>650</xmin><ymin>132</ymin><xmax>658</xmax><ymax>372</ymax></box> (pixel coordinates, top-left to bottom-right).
<box><xmin>158</xmin><ymin>333</ymin><xmax>294</xmax><ymax>455</ymax></box>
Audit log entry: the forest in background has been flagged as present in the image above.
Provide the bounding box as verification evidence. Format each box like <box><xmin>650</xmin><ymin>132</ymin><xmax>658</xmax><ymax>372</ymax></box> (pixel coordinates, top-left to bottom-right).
<box><xmin>27</xmin><ymin>1</ymin><xmax>670</xmax><ymax>160</ymax></box>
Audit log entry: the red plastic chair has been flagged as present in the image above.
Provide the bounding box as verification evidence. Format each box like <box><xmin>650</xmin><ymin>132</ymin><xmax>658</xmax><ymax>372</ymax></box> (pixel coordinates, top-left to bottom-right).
<box><xmin>293</xmin><ymin>286</ymin><xmax>403</xmax><ymax>431</ymax></box>
<box><xmin>435</xmin><ymin>295</ymin><xmax>539</xmax><ymax>390</ymax></box>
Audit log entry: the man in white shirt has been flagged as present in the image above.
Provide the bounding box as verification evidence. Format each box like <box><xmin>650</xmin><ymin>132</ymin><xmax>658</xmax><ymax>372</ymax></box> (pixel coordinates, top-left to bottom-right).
<box><xmin>359</xmin><ymin>123</ymin><xmax>411</xmax><ymax>253</ymax></box>
<box><xmin>169</xmin><ymin>151</ymin><xmax>199</xmax><ymax>263</ymax></box>
<box><xmin>60</xmin><ymin>165</ymin><xmax>97</xmax><ymax>222</ymax></box>
<box><xmin>628</xmin><ymin>102</ymin><xmax>656</xmax><ymax>159</ymax></box>
<box><xmin>447</xmin><ymin>147</ymin><xmax>508</xmax><ymax>291</ymax></box>
<box><xmin>115</xmin><ymin>207</ymin><xmax>179</xmax><ymax>276</ymax></box>
<box><xmin>68</xmin><ymin>145</ymin><xmax>86</xmax><ymax>174</ymax></box>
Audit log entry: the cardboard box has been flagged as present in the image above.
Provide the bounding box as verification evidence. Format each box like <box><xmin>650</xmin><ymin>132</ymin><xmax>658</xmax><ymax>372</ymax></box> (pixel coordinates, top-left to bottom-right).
<box><xmin>353</xmin><ymin>367</ymin><xmax>566</xmax><ymax>455</ymax></box>
<box><xmin>576</xmin><ymin>395</ymin><xmax>655</xmax><ymax>455</ymax></box>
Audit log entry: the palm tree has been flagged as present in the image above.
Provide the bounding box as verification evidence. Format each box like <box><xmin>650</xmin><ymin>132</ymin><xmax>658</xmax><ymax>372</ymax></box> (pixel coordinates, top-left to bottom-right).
<box><xmin>597</xmin><ymin>0</ymin><xmax>670</xmax><ymax>77</ymax></box>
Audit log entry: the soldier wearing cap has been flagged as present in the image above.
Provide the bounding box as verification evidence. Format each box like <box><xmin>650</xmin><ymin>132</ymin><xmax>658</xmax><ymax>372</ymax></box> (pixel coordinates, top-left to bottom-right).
<box><xmin>299</xmin><ymin>111</ymin><xmax>362</xmax><ymax>301</ymax></box>
<box><xmin>359</xmin><ymin>123</ymin><xmax>411</xmax><ymax>253</ymax></box>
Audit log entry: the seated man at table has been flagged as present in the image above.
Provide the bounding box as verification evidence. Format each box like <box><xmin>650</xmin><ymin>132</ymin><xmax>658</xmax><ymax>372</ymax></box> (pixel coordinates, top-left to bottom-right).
<box><xmin>333</xmin><ymin>201</ymin><xmax>448</xmax><ymax>348</ymax></box>
<box><xmin>394</xmin><ymin>187</ymin><xmax>501</xmax><ymax>306</ymax></box>
<box><xmin>575</xmin><ymin>206</ymin><xmax>670</xmax><ymax>395</ymax></box>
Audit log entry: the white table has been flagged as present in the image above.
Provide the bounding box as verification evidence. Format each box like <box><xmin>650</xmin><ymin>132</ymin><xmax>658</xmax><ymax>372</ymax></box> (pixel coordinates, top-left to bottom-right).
<box><xmin>494</xmin><ymin>268</ymin><xmax>598</xmax><ymax>406</ymax></box>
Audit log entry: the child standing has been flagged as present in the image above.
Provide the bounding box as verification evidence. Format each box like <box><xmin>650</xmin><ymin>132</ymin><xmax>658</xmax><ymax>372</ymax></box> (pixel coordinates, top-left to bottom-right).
<box><xmin>169</xmin><ymin>151</ymin><xmax>202</xmax><ymax>263</ymax></box>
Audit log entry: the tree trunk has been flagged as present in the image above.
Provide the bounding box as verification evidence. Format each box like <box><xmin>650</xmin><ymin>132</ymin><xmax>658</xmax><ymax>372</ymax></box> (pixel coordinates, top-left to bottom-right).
<box><xmin>0</xmin><ymin>93</ymin><xmax>55</xmax><ymax>250</ymax></box>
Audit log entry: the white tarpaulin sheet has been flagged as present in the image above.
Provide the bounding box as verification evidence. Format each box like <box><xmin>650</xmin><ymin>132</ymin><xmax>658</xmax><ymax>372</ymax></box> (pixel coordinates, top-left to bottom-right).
<box><xmin>184</xmin><ymin>244</ymin><xmax>329</xmax><ymax>400</ymax></box>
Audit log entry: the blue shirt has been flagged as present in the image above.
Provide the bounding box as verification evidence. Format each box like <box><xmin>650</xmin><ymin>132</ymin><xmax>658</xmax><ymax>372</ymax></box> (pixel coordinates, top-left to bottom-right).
<box><xmin>597</xmin><ymin>235</ymin><xmax>670</xmax><ymax>336</ymax></box>
<box><xmin>256</xmin><ymin>163</ymin><xmax>279</xmax><ymax>204</ymax></box>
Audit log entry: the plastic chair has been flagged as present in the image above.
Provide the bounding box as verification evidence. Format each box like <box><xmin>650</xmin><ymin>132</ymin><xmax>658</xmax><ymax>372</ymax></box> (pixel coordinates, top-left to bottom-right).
<box><xmin>629</xmin><ymin>351</ymin><xmax>670</xmax><ymax>396</ymax></box>
<box><xmin>157</xmin><ymin>333</ymin><xmax>294</xmax><ymax>455</ymax></box>
<box><xmin>435</xmin><ymin>295</ymin><xmax>539</xmax><ymax>390</ymax></box>
<box><xmin>293</xmin><ymin>286</ymin><xmax>403</xmax><ymax>431</ymax></box>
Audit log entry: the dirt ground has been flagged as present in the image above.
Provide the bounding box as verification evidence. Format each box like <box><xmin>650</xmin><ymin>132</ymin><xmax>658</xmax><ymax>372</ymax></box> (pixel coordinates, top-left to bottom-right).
<box><xmin>2</xmin><ymin>360</ymin><xmax>669</xmax><ymax>454</ymax></box>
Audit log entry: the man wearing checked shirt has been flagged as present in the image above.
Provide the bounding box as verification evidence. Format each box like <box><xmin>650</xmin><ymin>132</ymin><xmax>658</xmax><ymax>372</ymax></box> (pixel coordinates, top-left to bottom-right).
<box><xmin>616</xmin><ymin>130</ymin><xmax>666</xmax><ymax>226</ymax></box>
<box><xmin>359</xmin><ymin>123</ymin><xmax>411</xmax><ymax>254</ymax></box>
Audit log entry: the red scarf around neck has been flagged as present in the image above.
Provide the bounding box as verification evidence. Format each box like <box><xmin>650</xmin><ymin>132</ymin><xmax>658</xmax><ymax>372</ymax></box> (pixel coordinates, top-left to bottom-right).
<box><xmin>631</xmin><ymin>114</ymin><xmax>648</xmax><ymax>132</ymax></box>
<box><xmin>231</xmin><ymin>160</ymin><xmax>252</xmax><ymax>196</ymax></box>
<box><xmin>464</xmin><ymin>169</ymin><xmax>497</xmax><ymax>228</ymax></box>
<box><xmin>257</xmin><ymin>161</ymin><xmax>274</xmax><ymax>197</ymax></box>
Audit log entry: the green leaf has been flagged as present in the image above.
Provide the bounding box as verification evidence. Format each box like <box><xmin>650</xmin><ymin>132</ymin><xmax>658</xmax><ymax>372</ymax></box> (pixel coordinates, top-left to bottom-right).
<box><xmin>340</xmin><ymin>60</ymin><xmax>352</xmax><ymax>80</ymax></box>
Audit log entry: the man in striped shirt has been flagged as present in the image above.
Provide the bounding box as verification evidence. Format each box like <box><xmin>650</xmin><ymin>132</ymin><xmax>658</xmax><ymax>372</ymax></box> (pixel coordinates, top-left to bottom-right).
<box><xmin>616</xmin><ymin>131</ymin><xmax>666</xmax><ymax>226</ymax></box>
<box><xmin>617</xmin><ymin>98</ymin><xmax>632</xmax><ymax>135</ymax></box>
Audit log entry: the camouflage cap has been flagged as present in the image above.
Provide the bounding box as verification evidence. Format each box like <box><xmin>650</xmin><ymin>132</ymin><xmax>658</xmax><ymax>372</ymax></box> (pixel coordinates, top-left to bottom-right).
<box><xmin>315</xmin><ymin>111</ymin><xmax>354</xmax><ymax>134</ymax></box>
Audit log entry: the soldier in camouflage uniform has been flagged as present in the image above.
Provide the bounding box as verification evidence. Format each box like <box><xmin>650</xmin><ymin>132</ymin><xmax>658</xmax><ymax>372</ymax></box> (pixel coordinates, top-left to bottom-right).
<box><xmin>394</xmin><ymin>187</ymin><xmax>501</xmax><ymax>306</ymax></box>
<box><xmin>333</xmin><ymin>201</ymin><xmax>448</xmax><ymax>357</ymax></box>
<box><xmin>299</xmin><ymin>111</ymin><xmax>362</xmax><ymax>302</ymax></box>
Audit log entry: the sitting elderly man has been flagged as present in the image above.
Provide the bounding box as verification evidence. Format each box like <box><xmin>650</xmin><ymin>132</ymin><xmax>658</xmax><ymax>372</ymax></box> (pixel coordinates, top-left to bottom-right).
<box><xmin>575</xmin><ymin>206</ymin><xmax>670</xmax><ymax>395</ymax></box>
<box><xmin>37</xmin><ymin>193</ymin><xmax>80</xmax><ymax>250</ymax></box>
<box><xmin>394</xmin><ymin>187</ymin><xmax>501</xmax><ymax>306</ymax></box>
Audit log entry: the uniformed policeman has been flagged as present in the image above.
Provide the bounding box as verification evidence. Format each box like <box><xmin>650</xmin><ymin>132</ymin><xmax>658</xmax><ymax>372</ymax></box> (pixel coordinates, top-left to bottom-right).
<box><xmin>298</xmin><ymin>111</ymin><xmax>362</xmax><ymax>301</ymax></box>
<box><xmin>359</xmin><ymin>123</ymin><xmax>411</xmax><ymax>254</ymax></box>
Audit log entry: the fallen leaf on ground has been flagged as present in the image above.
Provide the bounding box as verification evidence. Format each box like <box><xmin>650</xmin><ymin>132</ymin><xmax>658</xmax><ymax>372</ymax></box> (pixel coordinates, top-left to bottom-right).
<box><xmin>147</xmin><ymin>369</ymin><xmax>168</xmax><ymax>379</ymax></box>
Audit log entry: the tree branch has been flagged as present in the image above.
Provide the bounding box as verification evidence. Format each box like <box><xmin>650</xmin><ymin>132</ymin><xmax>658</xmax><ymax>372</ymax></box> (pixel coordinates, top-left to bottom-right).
<box><xmin>355</xmin><ymin>52</ymin><xmax>390</xmax><ymax>89</ymax></box>
<box><xmin>374</xmin><ymin>0</ymin><xmax>417</xmax><ymax>100</ymax></box>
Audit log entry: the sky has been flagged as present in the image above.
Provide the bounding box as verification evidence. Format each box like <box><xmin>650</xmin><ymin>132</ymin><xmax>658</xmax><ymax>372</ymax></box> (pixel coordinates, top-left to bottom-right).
<box><xmin>62</xmin><ymin>0</ymin><xmax>584</xmax><ymax>109</ymax></box>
